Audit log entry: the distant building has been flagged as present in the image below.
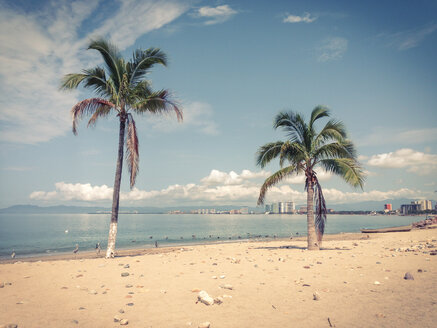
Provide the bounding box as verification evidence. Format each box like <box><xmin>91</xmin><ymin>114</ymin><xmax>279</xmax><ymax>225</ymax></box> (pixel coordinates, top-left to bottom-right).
<box><xmin>265</xmin><ymin>204</ymin><xmax>272</xmax><ymax>213</ymax></box>
<box><xmin>411</xmin><ymin>200</ymin><xmax>433</xmax><ymax>211</ymax></box>
<box><xmin>384</xmin><ymin>204</ymin><xmax>392</xmax><ymax>211</ymax></box>
<box><xmin>272</xmin><ymin>203</ymin><xmax>279</xmax><ymax>214</ymax></box>
<box><xmin>400</xmin><ymin>203</ymin><xmax>421</xmax><ymax>215</ymax></box>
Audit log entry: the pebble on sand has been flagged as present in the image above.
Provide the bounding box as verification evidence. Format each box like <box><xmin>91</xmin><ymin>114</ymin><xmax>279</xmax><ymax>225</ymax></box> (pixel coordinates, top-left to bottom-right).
<box><xmin>219</xmin><ymin>284</ymin><xmax>234</xmax><ymax>290</ymax></box>
<box><xmin>120</xmin><ymin>319</ymin><xmax>129</xmax><ymax>325</ymax></box>
<box><xmin>121</xmin><ymin>272</ymin><xmax>130</xmax><ymax>277</ymax></box>
<box><xmin>198</xmin><ymin>291</ymin><xmax>214</xmax><ymax>306</ymax></box>
<box><xmin>313</xmin><ymin>292</ymin><xmax>320</xmax><ymax>301</ymax></box>
<box><xmin>198</xmin><ymin>322</ymin><xmax>211</xmax><ymax>328</ymax></box>
<box><xmin>404</xmin><ymin>272</ymin><xmax>414</xmax><ymax>280</ymax></box>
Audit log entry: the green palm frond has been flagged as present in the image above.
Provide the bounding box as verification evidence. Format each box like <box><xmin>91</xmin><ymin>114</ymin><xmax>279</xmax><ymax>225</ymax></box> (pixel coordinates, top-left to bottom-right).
<box><xmin>309</xmin><ymin>106</ymin><xmax>330</xmax><ymax>131</ymax></box>
<box><xmin>80</xmin><ymin>67</ymin><xmax>110</xmax><ymax>96</ymax></box>
<box><xmin>126</xmin><ymin>114</ymin><xmax>139</xmax><ymax>188</ymax></box>
<box><xmin>60</xmin><ymin>73</ymin><xmax>88</xmax><ymax>90</ymax></box>
<box><xmin>313</xmin><ymin>119</ymin><xmax>347</xmax><ymax>146</ymax></box>
<box><xmin>279</xmin><ymin>141</ymin><xmax>307</xmax><ymax>167</ymax></box>
<box><xmin>320</xmin><ymin>158</ymin><xmax>365</xmax><ymax>189</ymax></box>
<box><xmin>131</xmin><ymin>89</ymin><xmax>182</xmax><ymax>121</ymax></box>
<box><xmin>273</xmin><ymin>111</ymin><xmax>306</xmax><ymax>144</ymax></box>
<box><xmin>256</xmin><ymin>141</ymin><xmax>284</xmax><ymax>168</ymax></box>
<box><xmin>88</xmin><ymin>38</ymin><xmax>124</xmax><ymax>91</ymax></box>
<box><xmin>71</xmin><ymin>98</ymin><xmax>115</xmax><ymax>135</ymax></box>
<box><xmin>313</xmin><ymin>140</ymin><xmax>356</xmax><ymax>161</ymax></box>
<box><xmin>128</xmin><ymin>48</ymin><xmax>167</xmax><ymax>86</ymax></box>
<box><xmin>258</xmin><ymin>165</ymin><xmax>298</xmax><ymax>205</ymax></box>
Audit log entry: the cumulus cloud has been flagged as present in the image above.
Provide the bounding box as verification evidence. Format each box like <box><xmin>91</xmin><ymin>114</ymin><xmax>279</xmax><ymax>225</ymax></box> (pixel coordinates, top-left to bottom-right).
<box><xmin>367</xmin><ymin>148</ymin><xmax>437</xmax><ymax>175</ymax></box>
<box><xmin>283</xmin><ymin>12</ymin><xmax>317</xmax><ymax>23</ymax></box>
<box><xmin>0</xmin><ymin>0</ymin><xmax>190</xmax><ymax>144</ymax></box>
<box><xmin>91</xmin><ymin>0</ymin><xmax>190</xmax><ymax>49</ymax></box>
<box><xmin>317</xmin><ymin>37</ymin><xmax>348</xmax><ymax>62</ymax></box>
<box><xmin>145</xmin><ymin>101</ymin><xmax>219</xmax><ymax>135</ymax></box>
<box><xmin>30</xmin><ymin>182</ymin><xmax>113</xmax><ymax>201</ymax></box>
<box><xmin>194</xmin><ymin>5</ymin><xmax>237</xmax><ymax>25</ymax></box>
<box><xmin>200</xmin><ymin>169</ymin><xmax>270</xmax><ymax>186</ymax></box>
<box><xmin>379</xmin><ymin>23</ymin><xmax>437</xmax><ymax>51</ymax></box>
<box><xmin>29</xmin><ymin>168</ymin><xmax>433</xmax><ymax>206</ymax></box>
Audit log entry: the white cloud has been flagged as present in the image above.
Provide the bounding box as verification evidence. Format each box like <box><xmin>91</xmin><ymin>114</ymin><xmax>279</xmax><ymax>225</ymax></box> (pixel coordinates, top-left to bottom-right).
<box><xmin>367</xmin><ymin>148</ymin><xmax>437</xmax><ymax>175</ymax></box>
<box><xmin>0</xmin><ymin>0</ymin><xmax>190</xmax><ymax>144</ymax></box>
<box><xmin>30</xmin><ymin>182</ymin><xmax>113</xmax><ymax>201</ymax></box>
<box><xmin>201</xmin><ymin>169</ymin><xmax>270</xmax><ymax>186</ymax></box>
<box><xmin>30</xmin><ymin>168</ymin><xmax>432</xmax><ymax>206</ymax></box>
<box><xmin>380</xmin><ymin>23</ymin><xmax>437</xmax><ymax>51</ymax></box>
<box><xmin>92</xmin><ymin>0</ymin><xmax>190</xmax><ymax>49</ymax></box>
<box><xmin>194</xmin><ymin>5</ymin><xmax>237</xmax><ymax>25</ymax></box>
<box><xmin>317</xmin><ymin>37</ymin><xmax>348</xmax><ymax>62</ymax></box>
<box><xmin>145</xmin><ymin>101</ymin><xmax>219</xmax><ymax>135</ymax></box>
<box><xmin>283</xmin><ymin>13</ymin><xmax>317</xmax><ymax>24</ymax></box>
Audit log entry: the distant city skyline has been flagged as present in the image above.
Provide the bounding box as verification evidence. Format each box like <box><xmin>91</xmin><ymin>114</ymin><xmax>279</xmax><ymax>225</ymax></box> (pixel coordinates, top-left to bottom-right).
<box><xmin>0</xmin><ymin>0</ymin><xmax>436</xmax><ymax>208</ymax></box>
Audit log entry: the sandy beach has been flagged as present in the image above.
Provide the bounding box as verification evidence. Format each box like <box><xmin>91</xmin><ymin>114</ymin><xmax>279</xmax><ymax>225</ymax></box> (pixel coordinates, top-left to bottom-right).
<box><xmin>1</xmin><ymin>229</ymin><xmax>436</xmax><ymax>328</ymax></box>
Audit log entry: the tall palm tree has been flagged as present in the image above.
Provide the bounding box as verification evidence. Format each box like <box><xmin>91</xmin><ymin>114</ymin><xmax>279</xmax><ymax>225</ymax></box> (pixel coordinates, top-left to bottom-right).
<box><xmin>256</xmin><ymin>106</ymin><xmax>364</xmax><ymax>250</ymax></box>
<box><xmin>61</xmin><ymin>38</ymin><xmax>182</xmax><ymax>258</ymax></box>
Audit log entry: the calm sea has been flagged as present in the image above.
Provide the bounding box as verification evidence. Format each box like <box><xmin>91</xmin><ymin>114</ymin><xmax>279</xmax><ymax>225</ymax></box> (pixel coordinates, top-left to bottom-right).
<box><xmin>0</xmin><ymin>213</ymin><xmax>423</xmax><ymax>259</ymax></box>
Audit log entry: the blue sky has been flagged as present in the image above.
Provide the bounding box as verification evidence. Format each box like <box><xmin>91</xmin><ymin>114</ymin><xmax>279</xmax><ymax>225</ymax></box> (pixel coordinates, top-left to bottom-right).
<box><xmin>0</xmin><ymin>0</ymin><xmax>436</xmax><ymax>208</ymax></box>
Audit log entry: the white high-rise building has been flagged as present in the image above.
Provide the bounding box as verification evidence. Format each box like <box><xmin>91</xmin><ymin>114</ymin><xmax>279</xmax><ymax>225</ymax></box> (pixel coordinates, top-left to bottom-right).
<box><xmin>413</xmin><ymin>200</ymin><xmax>433</xmax><ymax>211</ymax></box>
<box><xmin>285</xmin><ymin>201</ymin><xmax>295</xmax><ymax>213</ymax></box>
<box><xmin>277</xmin><ymin>201</ymin><xmax>295</xmax><ymax>214</ymax></box>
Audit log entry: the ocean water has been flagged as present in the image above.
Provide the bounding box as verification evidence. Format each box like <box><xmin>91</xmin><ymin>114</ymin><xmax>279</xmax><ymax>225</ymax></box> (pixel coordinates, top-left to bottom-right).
<box><xmin>0</xmin><ymin>213</ymin><xmax>423</xmax><ymax>259</ymax></box>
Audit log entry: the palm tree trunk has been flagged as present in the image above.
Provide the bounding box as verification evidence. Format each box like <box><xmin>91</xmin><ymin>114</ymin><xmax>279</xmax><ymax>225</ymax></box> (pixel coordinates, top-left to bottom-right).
<box><xmin>306</xmin><ymin>181</ymin><xmax>319</xmax><ymax>250</ymax></box>
<box><xmin>106</xmin><ymin>116</ymin><xmax>126</xmax><ymax>258</ymax></box>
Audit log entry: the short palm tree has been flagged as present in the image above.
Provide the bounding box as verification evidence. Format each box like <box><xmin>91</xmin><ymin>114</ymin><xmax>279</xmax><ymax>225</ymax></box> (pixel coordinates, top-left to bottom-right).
<box><xmin>256</xmin><ymin>106</ymin><xmax>364</xmax><ymax>250</ymax></box>
<box><xmin>61</xmin><ymin>38</ymin><xmax>182</xmax><ymax>258</ymax></box>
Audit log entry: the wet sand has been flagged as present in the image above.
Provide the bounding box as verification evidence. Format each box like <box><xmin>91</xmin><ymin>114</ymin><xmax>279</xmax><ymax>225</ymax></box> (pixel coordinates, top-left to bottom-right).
<box><xmin>1</xmin><ymin>230</ymin><xmax>436</xmax><ymax>327</ymax></box>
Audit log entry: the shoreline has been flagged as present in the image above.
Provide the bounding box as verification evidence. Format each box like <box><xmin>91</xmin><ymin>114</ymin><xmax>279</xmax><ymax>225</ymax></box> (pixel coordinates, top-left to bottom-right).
<box><xmin>0</xmin><ymin>232</ymin><xmax>372</xmax><ymax>264</ymax></box>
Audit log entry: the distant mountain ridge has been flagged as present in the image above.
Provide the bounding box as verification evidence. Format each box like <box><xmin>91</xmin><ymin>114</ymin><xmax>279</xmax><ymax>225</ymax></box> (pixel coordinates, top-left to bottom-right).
<box><xmin>0</xmin><ymin>198</ymin><xmax>434</xmax><ymax>214</ymax></box>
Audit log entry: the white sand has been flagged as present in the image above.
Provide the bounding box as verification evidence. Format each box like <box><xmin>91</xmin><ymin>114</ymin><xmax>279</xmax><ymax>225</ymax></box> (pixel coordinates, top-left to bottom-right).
<box><xmin>1</xmin><ymin>229</ymin><xmax>436</xmax><ymax>327</ymax></box>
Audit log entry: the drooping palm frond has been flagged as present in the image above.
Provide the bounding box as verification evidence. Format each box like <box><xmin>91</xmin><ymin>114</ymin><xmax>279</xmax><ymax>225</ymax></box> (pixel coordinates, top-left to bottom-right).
<box><xmin>320</xmin><ymin>158</ymin><xmax>365</xmax><ymax>189</ymax></box>
<box><xmin>258</xmin><ymin>165</ymin><xmax>297</xmax><ymax>205</ymax></box>
<box><xmin>87</xmin><ymin>106</ymin><xmax>113</xmax><ymax>128</ymax></box>
<box><xmin>71</xmin><ymin>98</ymin><xmax>115</xmax><ymax>134</ymax></box>
<box><xmin>256</xmin><ymin>141</ymin><xmax>284</xmax><ymax>168</ymax></box>
<box><xmin>313</xmin><ymin>119</ymin><xmax>347</xmax><ymax>147</ymax></box>
<box><xmin>88</xmin><ymin>38</ymin><xmax>124</xmax><ymax>91</ymax></box>
<box><xmin>309</xmin><ymin>106</ymin><xmax>330</xmax><ymax>131</ymax></box>
<box><xmin>313</xmin><ymin>178</ymin><xmax>327</xmax><ymax>242</ymax></box>
<box><xmin>131</xmin><ymin>89</ymin><xmax>182</xmax><ymax>121</ymax></box>
<box><xmin>128</xmin><ymin>48</ymin><xmax>167</xmax><ymax>86</ymax></box>
<box><xmin>125</xmin><ymin>114</ymin><xmax>139</xmax><ymax>188</ymax></box>
<box><xmin>274</xmin><ymin>111</ymin><xmax>306</xmax><ymax>144</ymax></box>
